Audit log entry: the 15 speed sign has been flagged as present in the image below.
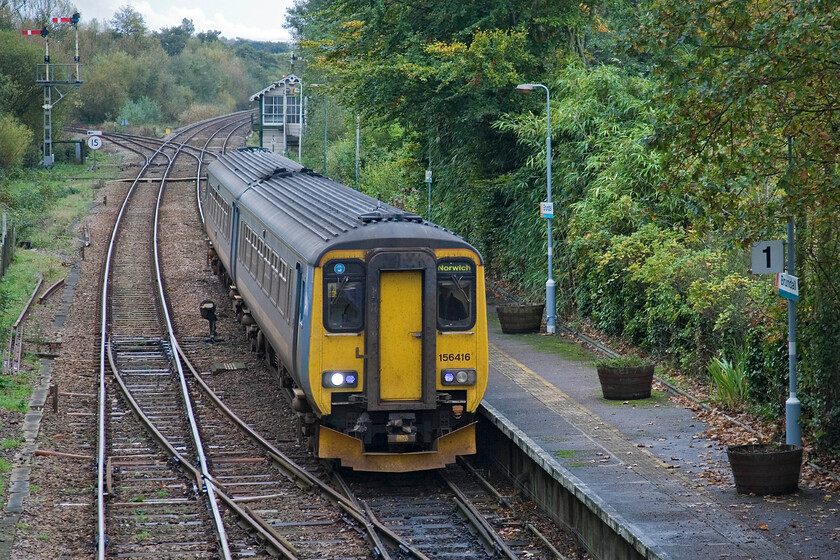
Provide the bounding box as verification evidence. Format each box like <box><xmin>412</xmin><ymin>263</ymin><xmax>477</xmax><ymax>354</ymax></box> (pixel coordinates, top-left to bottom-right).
<box><xmin>87</xmin><ymin>135</ymin><xmax>103</xmax><ymax>150</ymax></box>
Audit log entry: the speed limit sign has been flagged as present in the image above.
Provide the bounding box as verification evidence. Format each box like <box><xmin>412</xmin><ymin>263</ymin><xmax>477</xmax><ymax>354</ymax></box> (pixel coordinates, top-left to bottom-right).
<box><xmin>87</xmin><ymin>136</ymin><xmax>103</xmax><ymax>150</ymax></box>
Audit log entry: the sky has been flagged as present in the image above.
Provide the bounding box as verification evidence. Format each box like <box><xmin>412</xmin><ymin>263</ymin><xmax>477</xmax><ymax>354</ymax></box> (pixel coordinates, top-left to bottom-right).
<box><xmin>78</xmin><ymin>0</ymin><xmax>296</xmax><ymax>42</ymax></box>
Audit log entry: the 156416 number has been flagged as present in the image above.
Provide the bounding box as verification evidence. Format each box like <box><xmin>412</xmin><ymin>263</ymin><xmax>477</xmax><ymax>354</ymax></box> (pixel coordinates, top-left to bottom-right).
<box><xmin>439</xmin><ymin>353</ymin><xmax>471</xmax><ymax>362</ymax></box>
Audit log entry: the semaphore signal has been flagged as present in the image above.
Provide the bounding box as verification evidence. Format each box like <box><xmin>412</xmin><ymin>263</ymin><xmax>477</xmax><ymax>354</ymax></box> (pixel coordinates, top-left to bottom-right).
<box><xmin>20</xmin><ymin>13</ymin><xmax>83</xmax><ymax>167</ymax></box>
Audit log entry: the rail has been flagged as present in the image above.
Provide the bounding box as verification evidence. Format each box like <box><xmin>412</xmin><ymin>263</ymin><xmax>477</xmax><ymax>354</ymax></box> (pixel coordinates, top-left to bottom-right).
<box><xmin>95</xmin><ymin>115</ymin><xmax>249</xmax><ymax>559</ymax></box>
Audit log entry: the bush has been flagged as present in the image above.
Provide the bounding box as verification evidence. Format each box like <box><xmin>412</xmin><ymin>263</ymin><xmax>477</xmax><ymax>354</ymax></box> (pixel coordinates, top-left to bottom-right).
<box><xmin>707</xmin><ymin>352</ymin><xmax>748</xmax><ymax>409</ymax></box>
<box><xmin>177</xmin><ymin>103</ymin><xmax>231</xmax><ymax>125</ymax></box>
<box><xmin>117</xmin><ymin>97</ymin><xmax>163</xmax><ymax>125</ymax></box>
<box><xmin>0</xmin><ymin>114</ymin><xmax>34</xmax><ymax>170</ymax></box>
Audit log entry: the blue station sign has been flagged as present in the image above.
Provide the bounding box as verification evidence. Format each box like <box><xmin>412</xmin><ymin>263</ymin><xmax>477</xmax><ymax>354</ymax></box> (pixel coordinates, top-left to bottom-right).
<box><xmin>775</xmin><ymin>272</ymin><xmax>799</xmax><ymax>302</ymax></box>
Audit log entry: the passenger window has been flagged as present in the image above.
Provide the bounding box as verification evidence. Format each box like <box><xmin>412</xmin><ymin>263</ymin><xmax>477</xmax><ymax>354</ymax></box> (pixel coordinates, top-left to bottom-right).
<box><xmin>437</xmin><ymin>260</ymin><xmax>475</xmax><ymax>330</ymax></box>
<box><xmin>323</xmin><ymin>260</ymin><xmax>365</xmax><ymax>332</ymax></box>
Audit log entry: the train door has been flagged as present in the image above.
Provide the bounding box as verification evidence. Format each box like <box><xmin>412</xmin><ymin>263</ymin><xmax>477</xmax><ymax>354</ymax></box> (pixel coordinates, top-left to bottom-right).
<box><xmin>366</xmin><ymin>249</ymin><xmax>437</xmax><ymax>412</ymax></box>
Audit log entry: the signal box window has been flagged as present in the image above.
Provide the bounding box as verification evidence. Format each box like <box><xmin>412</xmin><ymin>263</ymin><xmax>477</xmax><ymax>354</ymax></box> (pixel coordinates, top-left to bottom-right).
<box><xmin>324</xmin><ymin>260</ymin><xmax>365</xmax><ymax>332</ymax></box>
<box><xmin>437</xmin><ymin>260</ymin><xmax>475</xmax><ymax>330</ymax></box>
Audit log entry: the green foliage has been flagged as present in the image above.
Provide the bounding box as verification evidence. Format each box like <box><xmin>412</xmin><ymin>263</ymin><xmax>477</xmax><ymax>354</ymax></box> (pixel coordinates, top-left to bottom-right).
<box><xmin>593</xmin><ymin>355</ymin><xmax>648</xmax><ymax>368</ymax></box>
<box><xmin>0</xmin><ymin>31</ymin><xmax>46</xmax><ymax>163</ymax></box>
<box><xmin>743</xmin><ymin>324</ymin><xmax>787</xmax><ymax>420</ymax></box>
<box><xmin>707</xmin><ymin>352</ymin><xmax>748</xmax><ymax>410</ymax></box>
<box><xmin>0</xmin><ymin>371</ymin><xmax>32</xmax><ymax>413</ymax></box>
<box><xmin>1</xmin><ymin>438</ymin><xmax>22</xmax><ymax>449</ymax></box>
<box><xmin>0</xmin><ymin>113</ymin><xmax>34</xmax><ymax>169</ymax></box>
<box><xmin>110</xmin><ymin>5</ymin><xmax>147</xmax><ymax>37</ymax></box>
<box><xmin>117</xmin><ymin>97</ymin><xmax>163</xmax><ymax>126</ymax></box>
<box><xmin>157</xmin><ymin>18</ymin><xmax>194</xmax><ymax>56</ymax></box>
<box><xmin>632</xmin><ymin>0</ymin><xmax>840</xmax><ymax>453</ymax></box>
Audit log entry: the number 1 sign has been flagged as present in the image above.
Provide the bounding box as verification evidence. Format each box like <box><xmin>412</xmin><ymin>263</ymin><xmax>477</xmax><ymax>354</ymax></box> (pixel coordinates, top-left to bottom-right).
<box><xmin>751</xmin><ymin>240</ymin><xmax>784</xmax><ymax>274</ymax></box>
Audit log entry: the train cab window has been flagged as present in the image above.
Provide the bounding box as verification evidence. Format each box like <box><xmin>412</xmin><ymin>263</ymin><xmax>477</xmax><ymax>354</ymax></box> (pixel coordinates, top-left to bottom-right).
<box><xmin>323</xmin><ymin>260</ymin><xmax>365</xmax><ymax>332</ymax></box>
<box><xmin>437</xmin><ymin>260</ymin><xmax>475</xmax><ymax>330</ymax></box>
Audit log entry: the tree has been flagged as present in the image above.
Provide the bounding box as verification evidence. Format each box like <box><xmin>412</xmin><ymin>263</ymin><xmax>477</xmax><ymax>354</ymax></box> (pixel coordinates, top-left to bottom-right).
<box><xmin>158</xmin><ymin>18</ymin><xmax>194</xmax><ymax>56</ymax></box>
<box><xmin>289</xmin><ymin>0</ymin><xmax>592</xmax><ymax>177</ymax></box>
<box><xmin>0</xmin><ymin>31</ymin><xmax>43</xmax><ymax>159</ymax></box>
<box><xmin>197</xmin><ymin>29</ymin><xmax>221</xmax><ymax>43</ymax></box>
<box><xmin>110</xmin><ymin>5</ymin><xmax>146</xmax><ymax>37</ymax></box>
<box><xmin>635</xmin><ymin>0</ymin><xmax>840</xmax><ymax>451</ymax></box>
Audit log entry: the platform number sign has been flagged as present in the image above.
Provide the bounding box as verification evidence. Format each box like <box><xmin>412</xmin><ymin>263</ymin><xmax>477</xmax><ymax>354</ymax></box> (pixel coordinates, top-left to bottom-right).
<box><xmin>87</xmin><ymin>135</ymin><xmax>103</xmax><ymax>150</ymax></box>
<box><xmin>751</xmin><ymin>240</ymin><xmax>784</xmax><ymax>274</ymax></box>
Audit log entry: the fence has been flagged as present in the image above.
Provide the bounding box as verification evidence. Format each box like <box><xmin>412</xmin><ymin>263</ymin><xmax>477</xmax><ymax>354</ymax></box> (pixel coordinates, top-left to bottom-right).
<box><xmin>0</xmin><ymin>213</ymin><xmax>15</xmax><ymax>279</ymax></box>
<box><xmin>0</xmin><ymin>214</ymin><xmax>19</xmax><ymax>375</ymax></box>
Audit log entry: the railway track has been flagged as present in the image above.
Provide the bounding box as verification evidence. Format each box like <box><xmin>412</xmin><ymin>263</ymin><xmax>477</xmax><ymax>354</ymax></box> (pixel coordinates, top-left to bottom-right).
<box><xmin>96</xmin><ymin>114</ymin><xmax>262</xmax><ymax>558</ymax></box>
<box><xmin>94</xmin><ymin>116</ymin><xmax>416</xmax><ymax>559</ymax></box>
<box><xmin>82</xmin><ymin>116</ymin><xmax>583</xmax><ymax>559</ymax></box>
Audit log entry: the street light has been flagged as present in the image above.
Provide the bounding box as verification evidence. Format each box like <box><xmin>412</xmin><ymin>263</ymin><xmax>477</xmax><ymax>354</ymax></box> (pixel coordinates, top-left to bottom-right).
<box><xmin>516</xmin><ymin>82</ymin><xmax>556</xmax><ymax>334</ymax></box>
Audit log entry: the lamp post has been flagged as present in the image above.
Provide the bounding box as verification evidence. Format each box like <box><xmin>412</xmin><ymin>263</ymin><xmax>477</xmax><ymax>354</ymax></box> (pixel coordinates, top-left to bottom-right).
<box><xmin>516</xmin><ymin>82</ymin><xmax>556</xmax><ymax>334</ymax></box>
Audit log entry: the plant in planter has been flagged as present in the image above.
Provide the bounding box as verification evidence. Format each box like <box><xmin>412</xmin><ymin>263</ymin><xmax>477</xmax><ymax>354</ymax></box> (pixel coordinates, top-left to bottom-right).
<box><xmin>593</xmin><ymin>355</ymin><xmax>654</xmax><ymax>400</ymax></box>
<box><xmin>726</xmin><ymin>442</ymin><xmax>803</xmax><ymax>495</ymax></box>
<box><xmin>496</xmin><ymin>303</ymin><xmax>544</xmax><ymax>334</ymax></box>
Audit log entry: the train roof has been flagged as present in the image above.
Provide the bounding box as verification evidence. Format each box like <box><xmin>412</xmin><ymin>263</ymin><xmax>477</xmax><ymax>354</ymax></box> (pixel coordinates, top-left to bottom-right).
<box><xmin>207</xmin><ymin>148</ymin><xmax>482</xmax><ymax>266</ymax></box>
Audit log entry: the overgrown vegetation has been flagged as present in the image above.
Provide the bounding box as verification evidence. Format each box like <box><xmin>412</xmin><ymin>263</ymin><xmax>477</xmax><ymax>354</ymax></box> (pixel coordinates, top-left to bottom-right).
<box><xmin>291</xmin><ymin>0</ymin><xmax>840</xmax><ymax>456</ymax></box>
<box><xmin>0</xmin><ymin>161</ymin><xmax>100</xmax><ymax>420</ymax></box>
<box><xmin>0</xmin><ymin>6</ymin><xmax>292</xmax><ymax>162</ymax></box>
<box><xmin>2</xmin><ymin>0</ymin><xmax>838</xmax><ymax>457</ymax></box>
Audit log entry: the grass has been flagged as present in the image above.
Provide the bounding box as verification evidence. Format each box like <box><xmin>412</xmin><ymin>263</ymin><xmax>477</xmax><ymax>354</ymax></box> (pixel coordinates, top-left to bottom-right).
<box><xmin>0</xmin><ymin>370</ymin><xmax>33</xmax><ymax>413</ymax></box>
<box><xmin>0</xmin><ymin>457</ymin><xmax>10</xmax><ymax>494</ymax></box>
<box><xmin>707</xmin><ymin>353</ymin><xmax>747</xmax><ymax>409</ymax></box>
<box><xmin>553</xmin><ymin>449</ymin><xmax>584</xmax><ymax>458</ymax></box>
<box><xmin>488</xmin><ymin>313</ymin><xmax>594</xmax><ymax>362</ymax></box>
<box><xmin>599</xmin><ymin>389</ymin><xmax>669</xmax><ymax>406</ymax></box>
<box><xmin>0</xmin><ymin>160</ymin><xmax>109</xmax><ymax>416</ymax></box>
<box><xmin>1</xmin><ymin>162</ymin><xmax>103</xmax><ymax>255</ymax></box>
<box><xmin>2</xmin><ymin>437</ymin><xmax>22</xmax><ymax>449</ymax></box>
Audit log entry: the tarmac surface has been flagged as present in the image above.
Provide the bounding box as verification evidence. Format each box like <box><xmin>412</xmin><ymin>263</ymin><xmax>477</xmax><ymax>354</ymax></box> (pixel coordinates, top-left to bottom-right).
<box><xmin>482</xmin><ymin>309</ymin><xmax>840</xmax><ymax>559</ymax></box>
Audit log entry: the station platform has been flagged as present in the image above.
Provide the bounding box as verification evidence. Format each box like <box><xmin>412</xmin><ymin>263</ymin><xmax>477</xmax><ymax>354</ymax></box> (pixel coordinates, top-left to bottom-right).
<box><xmin>481</xmin><ymin>309</ymin><xmax>838</xmax><ymax>560</ymax></box>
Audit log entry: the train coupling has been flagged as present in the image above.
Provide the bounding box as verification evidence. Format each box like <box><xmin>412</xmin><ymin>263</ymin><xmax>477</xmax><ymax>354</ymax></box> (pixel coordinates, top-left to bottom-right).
<box><xmin>386</xmin><ymin>413</ymin><xmax>417</xmax><ymax>444</ymax></box>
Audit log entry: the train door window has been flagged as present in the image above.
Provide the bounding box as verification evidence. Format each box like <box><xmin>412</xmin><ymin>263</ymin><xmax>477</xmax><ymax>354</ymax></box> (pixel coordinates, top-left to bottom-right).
<box><xmin>276</xmin><ymin>258</ymin><xmax>289</xmax><ymax>317</ymax></box>
<box><xmin>323</xmin><ymin>260</ymin><xmax>365</xmax><ymax>332</ymax></box>
<box><xmin>437</xmin><ymin>260</ymin><xmax>475</xmax><ymax>330</ymax></box>
<box><xmin>240</xmin><ymin>225</ymin><xmax>251</xmax><ymax>271</ymax></box>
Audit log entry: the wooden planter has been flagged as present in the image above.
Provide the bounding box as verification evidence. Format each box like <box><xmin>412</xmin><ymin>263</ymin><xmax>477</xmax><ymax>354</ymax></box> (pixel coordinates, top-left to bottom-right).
<box><xmin>596</xmin><ymin>365</ymin><xmax>654</xmax><ymax>400</ymax></box>
<box><xmin>496</xmin><ymin>303</ymin><xmax>544</xmax><ymax>334</ymax></box>
<box><xmin>727</xmin><ymin>444</ymin><xmax>802</xmax><ymax>495</ymax></box>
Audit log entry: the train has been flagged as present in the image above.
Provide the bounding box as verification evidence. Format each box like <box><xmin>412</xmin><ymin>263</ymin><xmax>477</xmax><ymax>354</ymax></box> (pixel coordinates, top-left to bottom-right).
<box><xmin>202</xmin><ymin>147</ymin><xmax>488</xmax><ymax>471</ymax></box>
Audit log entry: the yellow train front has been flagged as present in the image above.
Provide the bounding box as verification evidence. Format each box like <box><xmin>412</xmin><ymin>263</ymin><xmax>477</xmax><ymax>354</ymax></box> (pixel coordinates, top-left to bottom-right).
<box><xmin>204</xmin><ymin>149</ymin><xmax>488</xmax><ymax>472</ymax></box>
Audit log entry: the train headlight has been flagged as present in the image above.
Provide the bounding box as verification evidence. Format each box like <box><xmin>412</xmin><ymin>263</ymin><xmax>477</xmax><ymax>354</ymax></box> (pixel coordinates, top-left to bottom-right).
<box><xmin>322</xmin><ymin>370</ymin><xmax>358</xmax><ymax>388</ymax></box>
<box><xmin>441</xmin><ymin>369</ymin><xmax>476</xmax><ymax>386</ymax></box>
